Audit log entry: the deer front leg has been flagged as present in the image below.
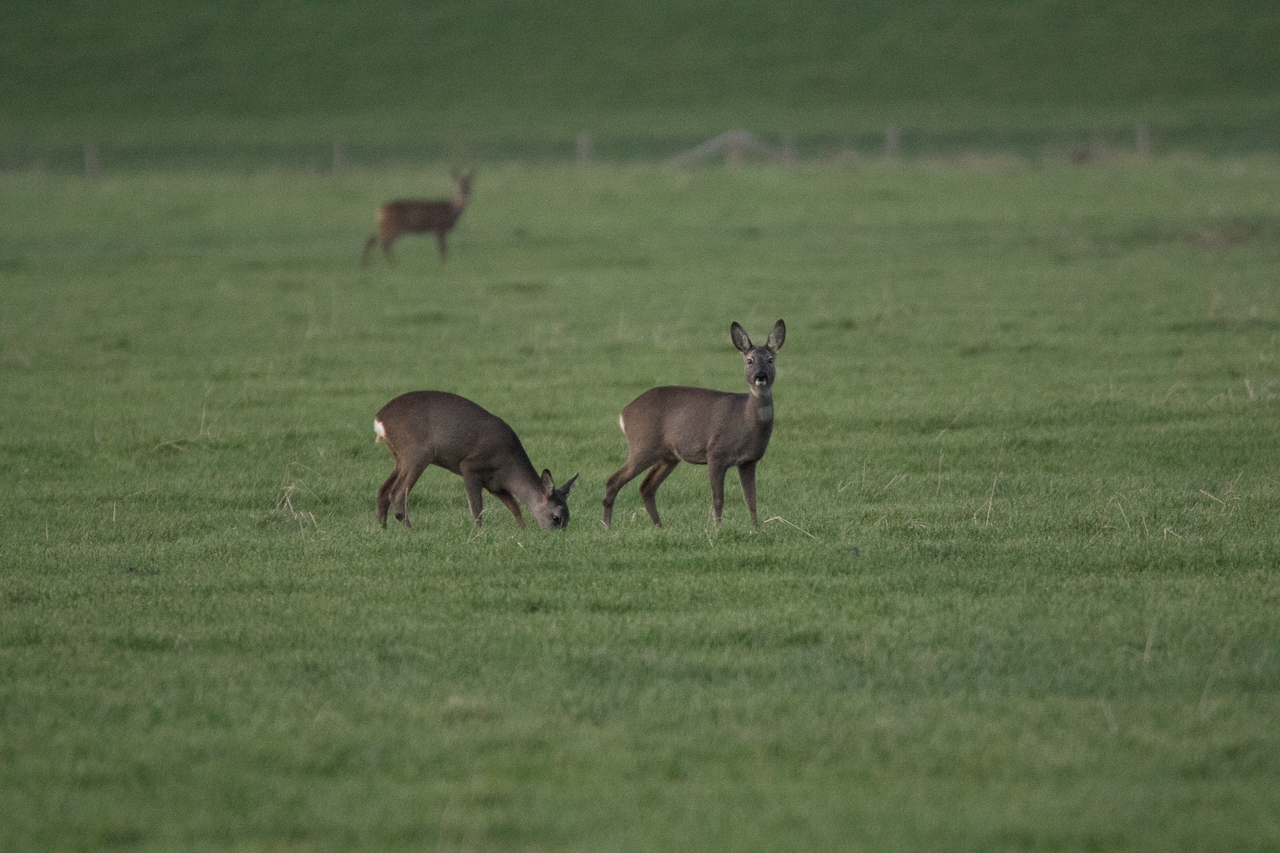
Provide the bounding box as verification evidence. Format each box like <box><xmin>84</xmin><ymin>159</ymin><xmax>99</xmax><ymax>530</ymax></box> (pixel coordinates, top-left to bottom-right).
<box><xmin>492</xmin><ymin>489</ymin><xmax>526</xmax><ymax>528</ymax></box>
<box><xmin>708</xmin><ymin>460</ymin><xmax>729</xmax><ymax>524</ymax></box>
<box><xmin>738</xmin><ymin>461</ymin><xmax>759</xmax><ymax>526</ymax></box>
<box><xmin>435</xmin><ymin>231</ymin><xmax>448</xmax><ymax>263</ymax></box>
<box><xmin>461</xmin><ymin>470</ymin><xmax>486</xmax><ymax>527</ymax></box>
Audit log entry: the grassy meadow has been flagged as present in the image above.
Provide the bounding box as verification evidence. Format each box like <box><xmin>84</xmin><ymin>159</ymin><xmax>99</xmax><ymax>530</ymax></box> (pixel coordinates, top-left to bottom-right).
<box><xmin>2</xmin><ymin>158</ymin><xmax>1279</xmax><ymax>851</ymax></box>
<box><xmin>4</xmin><ymin>1</ymin><xmax>1280</xmax><ymax>850</ymax></box>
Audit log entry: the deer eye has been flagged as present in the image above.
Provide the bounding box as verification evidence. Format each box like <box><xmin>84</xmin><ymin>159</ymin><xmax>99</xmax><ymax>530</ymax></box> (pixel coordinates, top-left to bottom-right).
<box><xmin>552</xmin><ymin>514</ymin><xmax>562</xmax><ymax>525</ymax></box>
<box><xmin>746</xmin><ymin>357</ymin><xmax>754</xmax><ymax>365</ymax></box>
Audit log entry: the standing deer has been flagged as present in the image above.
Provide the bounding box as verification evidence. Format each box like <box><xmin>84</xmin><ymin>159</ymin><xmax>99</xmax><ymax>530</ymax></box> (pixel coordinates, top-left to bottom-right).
<box><xmin>603</xmin><ymin>320</ymin><xmax>786</xmax><ymax>528</ymax></box>
<box><xmin>375</xmin><ymin>391</ymin><xmax>577</xmax><ymax>530</ymax></box>
<box><xmin>362</xmin><ymin>168</ymin><xmax>474</xmax><ymax>265</ymax></box>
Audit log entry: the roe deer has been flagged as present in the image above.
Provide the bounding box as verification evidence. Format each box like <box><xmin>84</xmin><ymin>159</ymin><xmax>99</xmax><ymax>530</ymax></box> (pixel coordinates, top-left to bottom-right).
<box><xmin>603</xmin><ymin>320</ymin><xmax>786</xmax><ymax>528</ymax></box>
<box><xmin>362</xmin><ymin>168</ymin><xmax>474</xmax><ymax>265</ymax></box>
<box><xmin>375</xmin><ymin>390</ymin><xmax>577</xmax><ymax>530</ymax></box>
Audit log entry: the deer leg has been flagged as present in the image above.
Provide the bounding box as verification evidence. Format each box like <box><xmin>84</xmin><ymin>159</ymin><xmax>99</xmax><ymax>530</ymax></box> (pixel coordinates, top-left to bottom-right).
<box><xmin>603</xmin><ymin>464</ymin><xmax>639</xmax><ymax>527</ymax></box>
<box><xmin>603</xmin><ymin>458</ymin><xmax>650</xmax><ymax>527</ymax></box>
<box><xmin>708</xmin><ymin>460</ymin><xmax>729</xmax><ymax>524</ymax></box>
<box><xmin>738</xmin><ymin>461</ymin><xmax>759</xmax><ymax>526</ymax></box>
<box><xmin>604</xmin><ymin>441</ymin><xmax>672</xmax><ymax>526</ymax></box>
<box><xmin>461</xmin><ymin>470</ymin><xmax>485</xmax><ymax>527</ymax></box>
<box><xmin>379</xmin><ymin>231</ymin><xmax>397</xmax><ymax>265</ymax></box>
<box><xmin>435</xmin><ymin>231</ymin><xmax>448</xmax><ymax>264</ymax></box>
<box><xmin>639</xmin><ymin>460</ymin><xmax>679</xmax><ymax>527</ymax></box>
<box><xmin>493</xmin><ymin>489</ymin><xmax>526</xmax><ymax>528</ymax></box>
<box><xmin>362</xmin><ymin>235</ymin><xmax>379</xmax><ymax>266</ymax></box>
<box><xmin>377</xmin><ymin>469</ymin><xmax>399</xmax><ymax>528</ymax></box>
<box><xmin>391</xmin><ymin>456</ymin><xmax>431</xmax><ymax>529</ymax></box>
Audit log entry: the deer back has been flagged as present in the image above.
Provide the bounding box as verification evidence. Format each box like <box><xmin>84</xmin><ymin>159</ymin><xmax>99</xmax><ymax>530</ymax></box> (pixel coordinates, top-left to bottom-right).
<box><xmin>376</xmin><ymin>391</ymin><xmax>530</xmax><ymax>477</ymax></box>
<box><xmin>382</xmin><ymin>200</ymin><xmax>457</xmax><ymax>233</ymax></box>
<box><xmin>376</xmin><ymin>391</ymin><xmax>576</xmax><ymax>529</ymax></box>
<box><xmin>621</xmin><ymin>386</ymin><xmax>767</xmax><ymax>466</ymax></box>
<box><xmin>382</xmin><ymin>170</ymin><xmax>473</xmax><ymax>234</ymax></box>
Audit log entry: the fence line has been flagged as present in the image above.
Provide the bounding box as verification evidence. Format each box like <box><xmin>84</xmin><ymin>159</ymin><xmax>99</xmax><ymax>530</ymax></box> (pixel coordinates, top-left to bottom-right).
<box><xmin>3</xmin><ymin>121</ymin><xmax>1276</xmax><ymax>174</ymax></box>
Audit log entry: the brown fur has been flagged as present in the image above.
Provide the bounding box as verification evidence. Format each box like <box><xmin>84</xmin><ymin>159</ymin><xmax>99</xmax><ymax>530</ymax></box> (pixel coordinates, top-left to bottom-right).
<box><xmin>363</xmin><ymin>169</ymin><xmax>473</xmax><ymax>265</ymax></box>
<box><xmin>603</xmin><ymin>320</ymin><xmax>786</xmax><ymax>527</ymax></box>
<box><xmin>376</xmin><ymin>390</ymin><xmax>576</xmax><ymax>530</ymax></box>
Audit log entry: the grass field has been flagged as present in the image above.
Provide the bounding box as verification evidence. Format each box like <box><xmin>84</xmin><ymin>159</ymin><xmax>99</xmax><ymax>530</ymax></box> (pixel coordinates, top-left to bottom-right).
<box><xmin>3</xmin><ymin>2</ymin><xmax>1280</xmax><ymax>849</ymax></box>
<box><xmin>2</xmin><ymin>156</ymin><xmax>1279</xmax><ymax>850</ymax></box>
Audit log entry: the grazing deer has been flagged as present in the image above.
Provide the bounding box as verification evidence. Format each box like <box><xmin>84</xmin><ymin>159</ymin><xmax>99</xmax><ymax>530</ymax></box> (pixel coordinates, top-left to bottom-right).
<box><xmin>375</xmin><ymin>390</ymin><xmax>577</xmax><ymax>530</ymax></box>
<box><xmin>362</xmin><ymin>168</ymin><xmax>474</xmax><ymax>265</ymax></box>
<box><xmin>603</xmin><ymin>320</ymin><xmax>786</xmax><ymax>528</ymax></box>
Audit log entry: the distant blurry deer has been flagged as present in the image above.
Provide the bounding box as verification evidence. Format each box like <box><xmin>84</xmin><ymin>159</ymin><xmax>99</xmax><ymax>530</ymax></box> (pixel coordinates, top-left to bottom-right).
<box><xmin>603</xmin><ymin>320</ymin><xmax>786</xmax><ymax>527</ymax></box>
<box><xmin>363</xmin><ymin>168</ymin><xmax>474</xmax><ymax>265</ymax></box>
<box><xmin>375</xmin><ymin>390</ymin><xmax>577</xmax><ymax>531</ymax></box>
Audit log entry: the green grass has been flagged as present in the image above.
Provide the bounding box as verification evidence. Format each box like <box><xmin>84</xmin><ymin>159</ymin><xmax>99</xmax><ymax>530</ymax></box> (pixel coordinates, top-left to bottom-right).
<box><xmin>2</xmin><ymin>158</ymin><xmax>1279</xmax><ymax>850</ymax></box>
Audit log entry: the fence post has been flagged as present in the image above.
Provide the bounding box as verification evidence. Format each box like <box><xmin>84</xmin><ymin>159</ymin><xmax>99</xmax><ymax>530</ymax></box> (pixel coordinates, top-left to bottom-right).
<box><xmin>576</xmin><ymin>131</ymin><xmax>593</xmax><ymax>165</ymax></box>
<box><xmin>884</xmin><ymin>125</ymin><xmax>900</xmax><ymax>161</ymax></box>
<box><xmin>84</xmin><ymin>142</ymin><xmax>99</xmax><ymax>178</ymax></box>
<box><xmin>1135</xmin><ymin>122</ymin><xmax>1151</xmax><ymax>158</ymax></box>
<box><xmin>781</xmin><ymin>132</ymin><xmax>798</xmax><ymax>164</ymax></box>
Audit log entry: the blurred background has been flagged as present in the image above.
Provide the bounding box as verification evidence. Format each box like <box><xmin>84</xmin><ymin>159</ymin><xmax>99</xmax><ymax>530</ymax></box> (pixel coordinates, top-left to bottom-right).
<box><xmin>3</xmin><ymin>0</ymin><xmax>1279</xmax><ymax>172</ymax></box>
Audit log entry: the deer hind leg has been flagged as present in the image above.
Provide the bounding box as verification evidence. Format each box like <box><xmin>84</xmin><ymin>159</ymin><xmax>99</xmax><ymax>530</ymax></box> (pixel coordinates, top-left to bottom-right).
<box><xmin>602</xmin><ymin>465</ymin><xmax>637</xmax><ymax>527</ymax></box>
<box><xmin>603</xmin><ymin>451</ymin><xmax>659</xmax><ymax>527</ymax></box>
<box><xmin>435</xmin><ymin>230</ymin><xmax>448</xmax><ymax>264</ymax></box>
<box><xmin>362</xmin><ymin>235</ymin><xmax>379</xmax><ymax>266</ymax></box>
<box><xmin>639</xmin><ymin>459</ymin><xmax>680</xmax><ymax>527</ymax></box>
<box><xmin>378</xmin><ymin>441</ymin><xmax>408</xmax><ymax>527</ymax></box>
<box><xmin>377</xmin><ymin>468</ymin><xmax>399</xmax><ymax>528</ymax></box>
<box><xmin>373</xmin><ymin>218</ymin><xmax>400</xmax><ymax>264</ymax></box>
<box><xmin>390</xmin><ymin>455</ymin><xmax>432</xmax><ymax>529</ymax></box>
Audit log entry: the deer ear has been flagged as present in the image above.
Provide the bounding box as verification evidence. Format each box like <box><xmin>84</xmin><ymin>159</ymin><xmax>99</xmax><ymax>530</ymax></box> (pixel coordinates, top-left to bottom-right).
<box><xmin>540</xmin><ymin>469</ymin><xmax>556</xmax><ymax>496</ymax></box>
<box><xmin>560</xmin><ymin>474</ymin><xmax>578</xmax><ymax>496</ymax></box>
<box><xmin>730</xmin><ymin>322</ymin><xmax>752</xmax><ymax>353</ymax></box>
<box><xmin>767</xmin><ymin>319</ymin><xmax>786</xmax><ymax>351</ymax></box>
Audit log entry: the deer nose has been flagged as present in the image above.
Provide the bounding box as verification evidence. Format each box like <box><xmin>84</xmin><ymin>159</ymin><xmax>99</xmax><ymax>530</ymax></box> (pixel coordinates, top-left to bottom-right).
<box><xmin>754</xmin><ymin>371</ymin><xmax>770</xmax><ymax>383</ymax></box>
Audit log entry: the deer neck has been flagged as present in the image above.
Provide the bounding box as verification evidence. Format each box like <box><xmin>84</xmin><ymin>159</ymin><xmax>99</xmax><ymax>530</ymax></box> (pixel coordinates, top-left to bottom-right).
<box><xmin>747</xmin><ymin>385</ymin><xmax>774</xmax><ymax>425</ymax></box>
<box><xmin>506</xmin><ymin>465</ymin><xmax>545</xmax><ymax>510</ymax></box>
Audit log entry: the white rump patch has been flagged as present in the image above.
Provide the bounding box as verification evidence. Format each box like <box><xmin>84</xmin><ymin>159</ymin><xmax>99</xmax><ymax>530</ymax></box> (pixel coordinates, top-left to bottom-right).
<box><xmin>618</xmin><ymin>413</ymin><xmax>626</xmax><ymax>434</ymax></box>
<box><xmin>374</xmin><ymin>419</ymin><xmax>386</xmax><ymax>443</ymax></box>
